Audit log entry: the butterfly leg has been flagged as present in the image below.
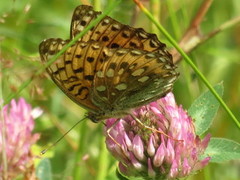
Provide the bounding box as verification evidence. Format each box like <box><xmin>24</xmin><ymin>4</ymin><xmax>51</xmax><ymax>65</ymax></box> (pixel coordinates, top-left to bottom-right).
<box><xmin>130</xmin><ymin>114</ymin><xmax>182</xmax><ymax>142</ymax></box>
<box><xmin>105</xmin><ymin>118</ymin><xmax>122</xmax><ymax>147</ymax></box>
<box><xmin>105</xmin><ymin>118</ymin><xmax>135</xmax><ymax>164</ymax></box>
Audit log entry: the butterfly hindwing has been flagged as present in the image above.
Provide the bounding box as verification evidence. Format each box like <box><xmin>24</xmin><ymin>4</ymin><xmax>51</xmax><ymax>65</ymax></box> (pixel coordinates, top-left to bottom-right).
<box><xmin>92</xmin><ymin>47</ymin><xmax>178</xmax><ymax>111</ymax></box>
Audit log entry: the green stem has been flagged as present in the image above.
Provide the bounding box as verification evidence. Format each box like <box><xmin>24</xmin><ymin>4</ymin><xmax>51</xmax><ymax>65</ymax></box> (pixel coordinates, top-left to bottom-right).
<box><xmin>96</xmin><ymin>136</ymin><xmax>109</xmax><ymax>180</ymax></box>
<box><xmin>0</xmin><ymin>60</ymin><xmax>8</xmax><ymax>180</ymax></box>
<box><xmin>149</xmin><ymin>0</ymin><xmax>160</xmax><ymax>36</ymax></box>
<box><xmin>166</xmin><ymin>0</ymin><xmax>181</xmax><ymax>39</ymax></box>
<box><xmin>139</xmin><ymin>5</ymin><xmax>240</xmax><ymax>129</ymax></box>
<box><xmin>72</xmin><ymin>120</ymin><xmax>87</xmax><ymax>179</ymax></box>
<box><xmin>4</xmin><ymin>1</ymin><xmax>121</xmax><ymax>105</ymax></box>
<box><xmin>92</xmin><ymin>0</ymin><xmax>101</xmax><ymax>11</ymax></box>
<box><xmin>204</xmin><ymin>165</ymin><xmax>211</xmax><ymax>180</ymax></box>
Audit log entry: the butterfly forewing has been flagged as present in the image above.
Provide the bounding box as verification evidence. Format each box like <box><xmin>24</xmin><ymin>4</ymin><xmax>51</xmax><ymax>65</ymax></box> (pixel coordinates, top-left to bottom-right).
<box><xmin>70</xmin><ymin>5</ymin><xmax>101</xmax><ymax>41</ymax></box>
<box><xmin>71</xmin><ymin>5</ymin><xmax>171</xmax><ymax>58</ymax></box>
<box><xmin>40</xmin><ymin>39</ymin><xmax>101</xmax><ymax>113</ymax></box>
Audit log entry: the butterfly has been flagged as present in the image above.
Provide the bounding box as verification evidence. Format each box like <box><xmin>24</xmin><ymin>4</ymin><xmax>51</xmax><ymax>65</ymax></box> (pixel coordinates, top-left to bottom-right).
<box><xmin>39</xmin><ymin>5</ymin><xmax>178</xmax><ymax>123</ymax></box>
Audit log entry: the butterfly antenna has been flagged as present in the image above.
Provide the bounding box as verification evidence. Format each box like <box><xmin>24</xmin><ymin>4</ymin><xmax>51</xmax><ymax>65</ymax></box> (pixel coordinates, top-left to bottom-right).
<box><xmin>41</xmin><ymin>116</ymin><xmax>88</xmax><ymax>155</ymax></box>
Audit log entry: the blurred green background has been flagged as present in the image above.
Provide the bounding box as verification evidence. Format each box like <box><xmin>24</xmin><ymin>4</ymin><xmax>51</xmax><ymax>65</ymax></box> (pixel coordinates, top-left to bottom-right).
<box><xmin>1</xmin><ymin>0</ymin><xmax>239</xmax><ymax>179</ymax></box>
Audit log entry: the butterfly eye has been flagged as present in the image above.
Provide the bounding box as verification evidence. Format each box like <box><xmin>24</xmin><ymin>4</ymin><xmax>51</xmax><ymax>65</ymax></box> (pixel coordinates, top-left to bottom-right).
<box><xmin>39</xmin><ymin>5</ymin><xmax>178</xmax><ymax>122</ymax></box>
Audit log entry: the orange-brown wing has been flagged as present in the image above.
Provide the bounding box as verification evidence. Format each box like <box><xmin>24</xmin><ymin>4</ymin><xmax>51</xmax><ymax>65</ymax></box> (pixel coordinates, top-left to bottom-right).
<box><xmin>39</xmin><ymin>38</ymin><xmax>178</xmax><ymax>119</ymax></box>
<box><xmin>70</xmin><ymin>5</ymin><xmax>101</xmax><ymax>41</ymax></box>
<box><xmin>39</xmin><ymin>38</ymin><xmax>104</xmax><ymax>113</ymax></box>
<box><xmin>70</xmin><ymin>5</ymin><xmax>172</xmax><ymax>58</ymax></box>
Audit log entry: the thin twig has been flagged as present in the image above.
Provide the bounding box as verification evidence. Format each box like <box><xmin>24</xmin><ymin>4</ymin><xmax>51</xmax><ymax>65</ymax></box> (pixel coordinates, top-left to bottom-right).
<box><xmin>130</xmin><ymin>4</ymin><xmax>139</xmax><ymax>26</ymax></box>
<box><xmin>172</xmin><ymin>16</ymin><xmax>240</xmax><ymax>63</ymax></box>
<box><xmin>171</xmin><ymin>0</ymin><xmax>213</xmax><ymax>63</ymax></box>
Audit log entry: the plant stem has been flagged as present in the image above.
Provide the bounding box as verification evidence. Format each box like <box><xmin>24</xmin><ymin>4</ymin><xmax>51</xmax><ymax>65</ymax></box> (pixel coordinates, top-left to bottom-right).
<box><xmin>133</xmin><ymin>0</ymin><xmax>240</xmax><ymax>129</ymax></box>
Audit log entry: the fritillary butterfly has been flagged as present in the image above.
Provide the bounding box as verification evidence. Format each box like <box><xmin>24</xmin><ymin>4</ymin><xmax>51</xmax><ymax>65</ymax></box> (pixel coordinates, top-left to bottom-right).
<box><xmin>39</xmin><ymin>5</ymin><xmax>178</xmax><ymax>122</ymax></box>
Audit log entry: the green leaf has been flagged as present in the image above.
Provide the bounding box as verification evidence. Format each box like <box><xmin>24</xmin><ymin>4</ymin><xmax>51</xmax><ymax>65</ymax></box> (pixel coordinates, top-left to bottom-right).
<box><xmin>116</xmin><ymin>168</ymin><xmax>154</xmax><ymax>180</ymax></box>
<box><xmin>116</xmin><ymin>168</ymin><xmax>145</xmax><ymax>180</ymax></box>
<box><xmin>36</xmin><ymin>158</ymin><xmax>52</xmax><ymax>180</ymax></box>
<box><xmin>188</xmin><ymin>83</ymin><xmax>224</xmax><ymax>135</ymax></box>
<box><xmin>128</xmin><ymin>177</ymin><xmax>145</xmax><ymax>180</ymax></box>
<box><xmin>204</xmin><ymin>138</ymin><xmax>240</xmax><ymax>163</ymax></box>
<box><xmin>116</xmin><ymin>168</ymin><xmax>129</xmax><ymax>180</ymax></box>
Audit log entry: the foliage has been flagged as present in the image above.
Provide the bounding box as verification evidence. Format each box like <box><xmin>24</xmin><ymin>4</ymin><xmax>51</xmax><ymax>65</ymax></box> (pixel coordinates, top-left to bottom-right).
<box><xmin>1</xmin><ymin>0</ymin><xmax>240</xmax><ymax>179</ymax></box>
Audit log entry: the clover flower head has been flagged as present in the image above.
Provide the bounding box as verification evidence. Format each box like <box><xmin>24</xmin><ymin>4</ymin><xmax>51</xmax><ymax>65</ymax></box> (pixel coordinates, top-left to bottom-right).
<box><xmin>105</xmin><ymin>93</ymin><xmax>211</xmax><ymax>179</ymax></box>
<box><xmin>0</xmin><ymin>98</ymin><xmax>41</xmax><ymax>179</ymax></box>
